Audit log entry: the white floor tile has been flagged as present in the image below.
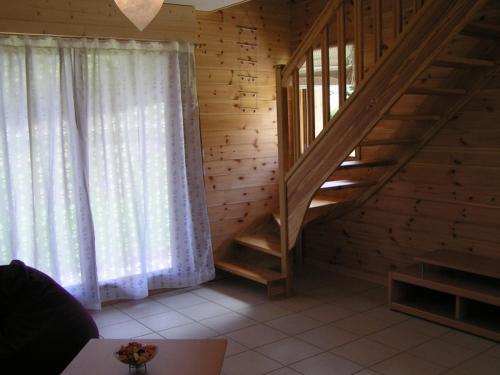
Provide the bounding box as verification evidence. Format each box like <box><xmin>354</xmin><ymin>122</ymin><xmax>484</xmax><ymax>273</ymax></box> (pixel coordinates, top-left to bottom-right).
<box><xmin>90</xmin><ymin>306</ymin><xmax>132</xmax><ymax>328</ymax></box>
<box><xmin>223</xmin><ymin>351</ymin><xmax>282</xmax><ymax>375</ymax></box>
<box><xmin>200</xmin><ymin>312</ymin><xmax>256</xmax><ymax>334</ymax></box>
<box><xmin>256</xmin><ymin>337</ymin><xmax>322</xmax><ymax>365</ymax></box>
<box><xmin>137</xmin><ymin>310</ymin><xmax>193</xmax><ymax>331</ymax></box>
<box><xmin>291</xmin><ymin>352</ymin><xmax>363</xmax><ymax>375</ymax></box>
<box><xmin>332</xmin><ymin>338</ymin><xmax>399</xmax><ymax>367</ymax></box>
<box><xmin>372</xmin><ymin>352</ymin><xmax>447</xmax><ymax>375</ymax></box>
<box><xmin>410</xmin><ymin>338</ymin><xmax>477</xmax><ymax>368</ymax></box>
<box><xmin>179</xmin><ymin>301</ymin><xmax>231</xmax><ymax>320</ymax></box>
<box><xmin>227</xmin><ymin>324</ymin><xmax>287</xmax><ymax>348</ymax></box>
<box><xmin>440</xmin><ymin>330</ymin><xmax>496</xmax><ymax>352</ymax></box>
<box><xmin>266</xmin><ymin>368</ymin><xmax>301</xmax><ymax>375</ymax></box>
<box><xmin>453</xmin><ymin>353</ymin><xmax>500</xmax><ymax>375</ymax></box>
<box><xmin>154</xmin><ymin>291</ymin><xmax>208</xmax><ymax>310</ymax></box>
<box><xmin>99</xmin><ymin>320</ymin><xmax>152</xmax><ymax>339</ymax></box>
<box><xmin>395</xmin><ymin>318</ymin><xmax>450</xmax><ymax>337</ymax></box>
<box><xmin>303</xmin><ymin>303</ymin><xmax>356</xmax><ymax>323</ymax></box>
<box><xmin>367</xmin><ymin>323</ymin><xmax>432</xmax><ymax>350</ymax></box>
<box><xmin>236</xmin><ymin>303</ymin><xmax>291</xmax><ymax>322</ymax></box>
<box><xmin>115</xmin><ymin>299</ymin><xmax>171</xmax><ymax>319</ymax></box>
<box><xmin>333</xmin><ymin>311</ymin><xmax>397</xmax><ymax>336</ymax></box>
<box><xmin>297</xmin><ymin>325</ymin><xmax>359</xmax><ymax>350</ymax></box>
<box><xmin>158</xmin><ymin>322</ymin><xmax>218</xmax><ymax>339</ymax></box>
<box><xmin>267</xmin><ymin>313</ymin><xmax>323</xmax><ymax>335</ymax></box>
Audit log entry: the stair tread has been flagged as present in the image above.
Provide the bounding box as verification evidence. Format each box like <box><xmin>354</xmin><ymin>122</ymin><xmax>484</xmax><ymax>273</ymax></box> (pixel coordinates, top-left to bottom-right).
<box><xmin>340</xmin><ymin>159</ymin><xmax>396</xmax><ymax>169</ymax></box>
<box><xmin>273</xmin><ymin>197</ymin><xmax>347</xmax><ymax>226</ymax></box>
<box><xmin>383</xmin><ymin>114</ymin><xmax>441</xmax><ymax>121</ymax></box>
<box><xmin>414</xmin><ymin>250</ymin><xmax>500</xmax><ymax>279</ymax></box>
<box><xmin>461</xmin><ymin>22</ymin><xmax>500</xmax><ymax>39</ymax></box>
<box><xmin>361</xmin><ymin>138</ymin><xmax>419</xmax><ymax>146</ymax></box>
<box><xmin>392</xmin><ymin>264</ymin><xmax>500</xmax><ymax>306</ymax></box>
<box><xmin>407</xmin><ymin>86</ymin><xmax>467</xmax><ymax>96</ymax></box>
<box><xmin>215</xmin><ymin>258</ymin><xmax>284</xmax><ymax>284</ymax></box>
<box><xmin>235</xmin><ymin>233</ymin><xmax>281</xmax><ymax>257</ymax></box>
<box><xmin>433</xmin><ymin>55</ymin><xmax>495</xmax><ymax>68</ymax></box>
<box><xmin>321</xmin><ymin>179</ymin><xmax>374</xmax><ymax>190</ymax></box>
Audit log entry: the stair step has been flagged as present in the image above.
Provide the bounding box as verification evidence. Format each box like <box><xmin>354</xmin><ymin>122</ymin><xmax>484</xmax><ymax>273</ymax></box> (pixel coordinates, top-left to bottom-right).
<box><xmin>235</xmin><ymin>233</ymin><xmax>281</xmax><ymax>257</ymax></box>
<box><xmin>392</xmin><ymin>264</ymin><xmax>500</xmax><ymax>307</ymax></box>
<box><xmin>384</xmin><ymin>114</ymin><xmax>441</xmax><ymax>121</ymax></box>
<box><xmin>215</xmin><ymin>258</ymin><xmax>285</xmax><ymax>285</ymax></box>
<box><xmin>407</xmin><ymin>86</ymin><xmax>467</xmax><ymax>96</ymax></box>
<box><xmin>273</xmin><ymin>197</ymin><xmax>346</xmax><ymax>226</ymax></box>
<box><xmin>433</xmin><ymin>56</ymin><xmax>495</xmax><ymax>69</ymax></box>
<box><xmin>321</xmin><ymin>179</ymin><xmax>375</xmax><ymax>191</ymax></box>
<box><xmin>461</xmin><ymin>23</ymin><xmax>500</xmax><ymax>40</ymax></box>
<box><xmin>360</xmin><ymin>138</ymin><xmax>419</xmax><ymax>146</ymax></box>
<box><xmin>339</xmin><ymin>159</ymin><xmax>396</xmax><ymax>169</ymax></box>
<box><xmin>415</xmin><ymin>250</ymin><xmax>500</xmax><ymax>280</ymax></box>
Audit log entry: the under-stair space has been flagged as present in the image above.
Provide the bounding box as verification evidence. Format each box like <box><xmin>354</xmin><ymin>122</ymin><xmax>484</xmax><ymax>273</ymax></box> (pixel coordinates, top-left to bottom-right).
<box><xmin>214</xmin><ymin>0</ymin><xmax>500</xmax><ymax>297</ymax></box>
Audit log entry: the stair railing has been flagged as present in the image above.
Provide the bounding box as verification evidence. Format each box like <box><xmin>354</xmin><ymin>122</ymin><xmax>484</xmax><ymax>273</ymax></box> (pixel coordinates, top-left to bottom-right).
<box><xmin>275</xmin><ymin>0</ymin><xmax>486</xmax><ymax>285</ymax></box>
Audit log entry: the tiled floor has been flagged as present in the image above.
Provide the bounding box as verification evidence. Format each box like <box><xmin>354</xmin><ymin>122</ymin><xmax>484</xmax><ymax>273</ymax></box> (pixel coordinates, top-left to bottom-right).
<box><xmin>90</xmin><ymin>266</ymin><xmax>500</xmax><ymax>375</ymax></box>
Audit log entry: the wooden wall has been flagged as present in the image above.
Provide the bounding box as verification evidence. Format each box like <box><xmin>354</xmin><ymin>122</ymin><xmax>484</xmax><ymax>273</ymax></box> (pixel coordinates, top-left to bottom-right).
<box><xmin>304</xmin><ymin>83</ymin><xmax>500</xmax><ymax>281</ymax></box>
<box><xmin>195</xmin><ymin>0</ymin><xmax>291</xmax><ymax>251</ymax></box>
<box><xmin>0</xmin><ymin>0</ymin><xmax>196</xmax><ymax>41</ymax></box>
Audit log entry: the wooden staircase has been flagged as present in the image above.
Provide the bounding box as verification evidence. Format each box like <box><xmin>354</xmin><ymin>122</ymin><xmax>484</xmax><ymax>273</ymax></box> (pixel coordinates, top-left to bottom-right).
<box><xmin>214</xmin><ymin>0</ymin><xmax>500</xmax><ymax>297</ymax></box>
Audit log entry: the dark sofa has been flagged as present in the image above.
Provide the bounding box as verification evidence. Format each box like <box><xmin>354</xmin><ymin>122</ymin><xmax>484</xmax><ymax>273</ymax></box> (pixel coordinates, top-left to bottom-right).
<box><xmin>0</xmin><ymin>260</ymin><xmax>99</xmax><ymax>374</ymax></box>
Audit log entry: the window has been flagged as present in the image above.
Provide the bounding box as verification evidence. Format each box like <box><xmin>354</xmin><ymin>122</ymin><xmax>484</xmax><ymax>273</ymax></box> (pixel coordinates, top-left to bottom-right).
<box><xmin>0</xmin><ymin>36</ymin><xmax>214</xmax><ymax>308</ymax></box>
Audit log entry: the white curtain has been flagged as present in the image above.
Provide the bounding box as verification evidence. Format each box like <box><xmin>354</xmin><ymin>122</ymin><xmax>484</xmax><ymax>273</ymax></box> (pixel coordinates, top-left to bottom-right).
<box><xmin>0</xmin><ymin>36</ymin><xmax>214</xmax><ymax>308</ymax></box>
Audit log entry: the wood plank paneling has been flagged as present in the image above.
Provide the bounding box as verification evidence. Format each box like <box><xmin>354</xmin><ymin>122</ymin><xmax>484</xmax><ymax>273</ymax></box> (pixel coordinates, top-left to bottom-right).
<box><xmin>304</xmin><ymin>85</ymin><xmax>500</xmax><ymax>278</ymax></box>
<box><xmin>0</xmin><ymin>0</ymin><xmax>196</xmax><ymax>41</ymax></box>
<box><xmin>196</xmin><ymin>0</ymin><xmax>291</xmax><ymax>251</ymax></box>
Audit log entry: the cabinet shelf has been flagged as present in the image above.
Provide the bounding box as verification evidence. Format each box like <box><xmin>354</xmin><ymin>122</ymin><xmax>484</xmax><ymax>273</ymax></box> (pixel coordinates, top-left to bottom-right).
<box><xmin>390</xmin><ymin>250</ymin><xmax>500</xmax><ymax>342</ymax></box>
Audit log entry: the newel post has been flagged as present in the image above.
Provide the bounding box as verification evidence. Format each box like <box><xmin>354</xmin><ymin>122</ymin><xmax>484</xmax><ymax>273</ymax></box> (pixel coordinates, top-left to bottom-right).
<box><xmin>275</xmin><ymin>64</ymin><xmax>293</xmax><ymax>296</ymax></box>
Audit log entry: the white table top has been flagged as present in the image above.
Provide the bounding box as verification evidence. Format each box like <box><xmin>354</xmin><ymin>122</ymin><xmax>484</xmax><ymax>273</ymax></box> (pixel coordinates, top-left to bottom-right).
<box><xmin>62</xmin><ymin>339</ymin><xmax>227</xmax><ymax>375</ymax></box>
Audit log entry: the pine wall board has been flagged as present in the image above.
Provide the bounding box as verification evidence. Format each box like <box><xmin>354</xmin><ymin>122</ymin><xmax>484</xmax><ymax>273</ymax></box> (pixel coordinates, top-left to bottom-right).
<box><xmin>0</xmin><ymin>0</ymin><xmax>197</xmax><ymax>41</ymax></box>
<box><xmin>195</xmin><ymin>0</ymin><xmax>291</xmax><ymax>251</ymax></box>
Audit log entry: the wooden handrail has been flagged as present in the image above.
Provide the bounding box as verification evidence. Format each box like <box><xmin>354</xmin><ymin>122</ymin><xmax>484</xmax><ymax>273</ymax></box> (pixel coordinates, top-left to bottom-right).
<box><xmin>282</xmin><ymin>0</ymin><xmax>342</xmax><ymax>84</ymax></box>
<box><xmin>280</xmin><ymin>0</ymin><xmax>487</xmax><ymax>249</ymax></box>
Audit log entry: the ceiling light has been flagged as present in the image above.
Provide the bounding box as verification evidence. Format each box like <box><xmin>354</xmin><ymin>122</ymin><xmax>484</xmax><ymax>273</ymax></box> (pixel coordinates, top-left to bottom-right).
<box><xmin>114</xmin><ymin>0</ymin><xmax>164</xmax><ymax>31</ymax></box>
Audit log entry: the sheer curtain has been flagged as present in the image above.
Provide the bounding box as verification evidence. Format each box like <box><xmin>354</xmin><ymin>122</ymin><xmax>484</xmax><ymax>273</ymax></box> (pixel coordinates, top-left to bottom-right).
<box><xmin>0</xmin><ymin>36</ymin><xmax>214</xmax><ymax>308</ymax></box>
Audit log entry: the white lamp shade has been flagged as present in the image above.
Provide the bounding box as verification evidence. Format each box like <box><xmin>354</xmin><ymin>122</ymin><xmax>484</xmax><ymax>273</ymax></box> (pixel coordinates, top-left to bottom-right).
<box><xmin>114</xmin><ymin>0</ymin><xmax>164</xmax><ymax>31</ymax></box>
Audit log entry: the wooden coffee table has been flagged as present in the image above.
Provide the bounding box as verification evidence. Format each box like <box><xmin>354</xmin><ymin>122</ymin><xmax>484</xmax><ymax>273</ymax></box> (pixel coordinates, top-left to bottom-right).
<box><xmin>62</xmin><ymin>339</ymin><xmax>227</xmax><ymax>375</ymax></box>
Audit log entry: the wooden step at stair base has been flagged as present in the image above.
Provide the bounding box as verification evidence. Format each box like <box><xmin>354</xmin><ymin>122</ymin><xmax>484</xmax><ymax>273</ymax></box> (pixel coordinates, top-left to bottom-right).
<box><xmin>406</xmin><ymin>86</ymin><xmax>467</xmax><ymax>96</ymax></box>
<box><xmin>415</xmin><ymin>250</ymin><xmax>500</xmax><ymax>279</ymax></box>
<box><xmin>234</xmin><ymin>233</ymin><xmax>281</xmax><ymax>257</ymax></box>
<box><xmin>433</xmin><ymin>55</ymin><xmax>495</xmax><ymax>69</ymax></box>
<box><xmin>321</xmin><ymin>179</ymin><xmax>375</xmax><ymax>191</ymax></box>
<box><xmin>215</xmin><ymin>257</ymin><xmax>286</xmax><ymax>298</ymax></box>
<box><xmin>339</xmin><ymin>159</ymin><xmax>396</xmax><ymax>169</ymax></box>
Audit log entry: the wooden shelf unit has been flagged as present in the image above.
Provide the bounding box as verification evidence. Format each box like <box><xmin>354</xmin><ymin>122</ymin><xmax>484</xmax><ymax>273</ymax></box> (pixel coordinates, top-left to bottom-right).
<box><xmin>390</xmin><ymin>250</ymin><xmax>500</xmax><ymax>342</ymax></box>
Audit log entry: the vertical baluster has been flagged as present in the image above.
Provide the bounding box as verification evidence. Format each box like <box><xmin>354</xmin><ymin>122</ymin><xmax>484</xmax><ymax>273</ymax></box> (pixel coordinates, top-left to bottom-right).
<box><xmin>300</xmin><ymin>89</ymin><xmax>308</xmax><ymax>152</ymax></box>
<box><xmin>354</xmin><ymin>0</ymin><xmax>364</xmax><ymax>83</ymax></box>
<box><xmin>374</xmin><ymin>0</ymin><xmax>383</xmax><ymax>62</ymax></box>
<box><xmin>321</xmin><ymin>27</ymin><xmax>330</xmax><ymax>128</ymax></box>
<box><xmin>292</xmin><ymin>69</ymin><xmax>301</xmax><ymax>159</ymax></box>
<box><xmin>338</xmin><ymin>3</ymin><xmax>346</xmax><ymax>106</ymax></box>
<box><xmin>393</xmin><ymin>0</ymin><xmax>401</xmax><ymax>38</ymax></box>
<box><xmin>306</xmin><ymin>49</ymin><xmax>315</xmax><ymax>145</ymax></box>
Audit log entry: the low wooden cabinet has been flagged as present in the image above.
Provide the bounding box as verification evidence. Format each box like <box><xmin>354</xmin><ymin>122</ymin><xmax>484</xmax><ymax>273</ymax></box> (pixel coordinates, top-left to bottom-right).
<box><xmin>389</xmin><ymin>250</ymin><xmax>500</xmax><ymax>342</ymax></box>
